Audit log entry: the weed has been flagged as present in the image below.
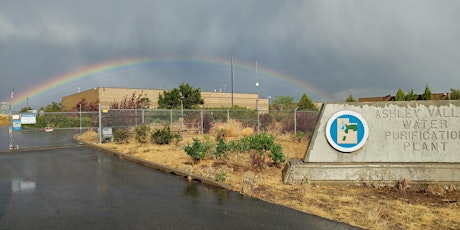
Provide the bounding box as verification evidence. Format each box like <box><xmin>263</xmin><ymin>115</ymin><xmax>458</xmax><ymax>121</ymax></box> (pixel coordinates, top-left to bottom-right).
<box><xmin>397</xmin><ymin>178</ymin><xmax>410</xmax><ymax>191</ymax></box>
<box><xmin>294</xmin><ymin>131</ymin><xmax>304</xmax><ymax>142</ymax></box>
<box><xmin>215</xmin><ymin>172</ymin><xmax>227</xmax><ymax>182</ymax></box>
<box><xmin>215</xmin><ymin>128</ymin><xmax>228</xmax><ymax>142</ymax></box>
<box><xmin>213</xmin><ymin>138</ymin><xmax>229</xmax><ymax>159</ymax></box>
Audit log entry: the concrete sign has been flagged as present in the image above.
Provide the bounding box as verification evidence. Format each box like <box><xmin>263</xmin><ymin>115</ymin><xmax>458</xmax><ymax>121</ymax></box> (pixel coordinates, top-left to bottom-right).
<box><xmin>305</xmin><ymin>101</ymin><xmax>460</xmax><ymax>163</ymax></box>
<box><xmin>283</xmin><ymin>101</ymin><xmax>460</xmax><ymax>185</ymax></box>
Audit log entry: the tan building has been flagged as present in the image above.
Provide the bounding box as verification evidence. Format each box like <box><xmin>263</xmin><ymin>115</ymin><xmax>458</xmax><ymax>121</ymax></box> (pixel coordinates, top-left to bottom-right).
<box><xmin>61</xmin><ymin>87</ymin><xmax>269</xmax><ymax>111</ymax></box>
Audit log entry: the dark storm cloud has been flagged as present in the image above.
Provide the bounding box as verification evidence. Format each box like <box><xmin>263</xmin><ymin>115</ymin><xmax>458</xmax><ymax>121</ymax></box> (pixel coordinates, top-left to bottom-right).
<box><xmin>1</xmin><ymin>0</ymin><xmax>460</xmax><ymax>107</ymax></box>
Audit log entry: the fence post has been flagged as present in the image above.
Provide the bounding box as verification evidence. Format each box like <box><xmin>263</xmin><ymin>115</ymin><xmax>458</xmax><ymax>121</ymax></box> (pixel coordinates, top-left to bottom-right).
<box><xmin>257</xmin><ymin>107</ymin><xmax>260</xmax><ymax>133</ymax></box>
<box><xmin>142</xmin><ymin>109</ymin><xmax>145</xmax><ymax>124</ymax></box>
<box><xmin>134</xmin><ymin>105</ymin><xmax>138</xmax><ymax>127</ymax></box>
<box><xmin>200</xmin><ymin>109</ymin><xmax>204</xmax><ymax>134</ymax></box>
<box><xmin>170</xmin><ymin>108</ymin><xmax>173</xmax><ymax>132</ymax></box>
<box><xmin>98</xmin><ymin>104</ymin><xmax>102</xmax><ymax>144</ymax></box>
<box><xmin>227</xmin><ymin>107</ymin><xmax>230</xmax><ymax>125</ymax></box>
<box><xmin>294</xmin><ymin>107</ymin><xmax>298</xmax><ymax>138</ymax></box>
<box><xmin>79</xmin><ymin>104</ymin><xmax>82</xmax><ymax>144</ymax></box>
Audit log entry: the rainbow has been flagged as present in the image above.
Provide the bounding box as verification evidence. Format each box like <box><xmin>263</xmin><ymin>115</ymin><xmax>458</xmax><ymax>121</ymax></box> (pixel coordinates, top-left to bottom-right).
<box><xmin>10</xmin><ymin>57</ymin><xmax>329</xmax><ymax>108</ymax></box>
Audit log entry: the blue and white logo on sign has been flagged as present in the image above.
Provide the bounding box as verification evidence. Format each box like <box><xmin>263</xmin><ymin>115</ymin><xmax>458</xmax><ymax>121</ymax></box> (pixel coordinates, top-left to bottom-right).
<box><xmin>325</xmin><ymin>110</ymin><xmax>368</xmax><ymax>153</ymax></box>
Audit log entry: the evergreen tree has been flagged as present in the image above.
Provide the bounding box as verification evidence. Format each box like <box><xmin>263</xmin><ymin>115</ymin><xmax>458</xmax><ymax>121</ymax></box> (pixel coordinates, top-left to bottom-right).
<box><xmin>421</xmin><ymin>84</ymin><xmax>432</xmax><ymax>100</ymax></box>
<box><xmin>345</xmin><ymin>94</ymin><xmax>356</xmax><ymax>102</ymax></box>
<box><xmin>395</xmin><ymin>88</ymin><xmax>406</xmax><ymax>101</ymax></box>
<box><xmin>405</xmin><ymin>89</ymin><xmax>418</xmax><ymax>101</ymax></box>
<box><xmin>297</xmin><ymin>93</ymin><xmax>318</xmax><ymax>111</ymax></box>
<box><xmin>450</xmin><ymin>88</ymin><xmax>460</xmax><ymax>100</ymax></box>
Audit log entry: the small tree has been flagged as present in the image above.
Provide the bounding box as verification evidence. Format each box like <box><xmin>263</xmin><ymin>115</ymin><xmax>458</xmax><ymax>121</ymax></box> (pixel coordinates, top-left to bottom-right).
<box><xmin>421</xmin><ymin>84</ymin><xmax>432</xmax><ymax>100</ymax></box>
<box><xmin>450</xmin><ymin>88</ymin><xmax>460</xmax><ymax>100</ymax></box>
<box><xmin>40</xmin><ymin>101</ymin><xmax>63</xmax><ymax>112</ymax></box>
<box><xmin>345</xmin><ymin>94</ymin><xmax>356</xmax><ymax>102</ymax></box>
<box><xmin>158</xmin><ymin>82</ymin><xmax>204</xmax><ymax>109</ymax></box>
<box><xmin>110</xmin><ymin>91</ymin><xmax>150</xmax><ymax>109</ymax></box>
<box><xmin>405</xmin><ymin>89</ymin><xmax>418</xmax><ymax>101</ymax></box>
<box><xmin>270</xmin><ymin>96</ymin><xmax>293</xmax><ymax>110</ymax></box>
<box><xmin>19</xmin><ymin>106</ymin><xmax>33</xmax><ymax>113</ymax></box>
<box><xmin>395</xmin><ymin>88</ymin><xmax>406</xmax><ymax>101</ymax></box>
<box><xmin>73</xmin><ymin>98</ymin><xmax>99</xmax><ymax>111</ymax></box>
<box><xmin>297</xmin><ymin>93</ymin><xmax>318</xmax><ymax>111</ymax></box>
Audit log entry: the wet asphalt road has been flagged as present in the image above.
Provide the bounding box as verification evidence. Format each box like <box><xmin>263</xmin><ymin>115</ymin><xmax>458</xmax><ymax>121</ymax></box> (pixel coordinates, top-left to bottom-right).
<box><xmin>0</xmin><ymin>131</ymin><xmax>359</xmax><ymax>229</ymax></box>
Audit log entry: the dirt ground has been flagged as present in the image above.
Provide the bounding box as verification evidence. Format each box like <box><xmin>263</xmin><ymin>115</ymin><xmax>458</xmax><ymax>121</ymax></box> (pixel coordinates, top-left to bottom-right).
<box><xmin>80</xmin><ymin>127</ymin><xmax>459</xmax><ymax>230</ymax></box>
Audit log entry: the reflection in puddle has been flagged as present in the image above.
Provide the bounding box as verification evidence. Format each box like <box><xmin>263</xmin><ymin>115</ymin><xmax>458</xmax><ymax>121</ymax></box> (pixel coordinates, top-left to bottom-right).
<box><xmin>11</xmin><ymin>179</ymin><xmax>36</xmax><ymax>192</ymax></box>
<box><xmin>183</xmin><ymin>182</ymin><xmax>231</xmax><ymax>206</ymax></box>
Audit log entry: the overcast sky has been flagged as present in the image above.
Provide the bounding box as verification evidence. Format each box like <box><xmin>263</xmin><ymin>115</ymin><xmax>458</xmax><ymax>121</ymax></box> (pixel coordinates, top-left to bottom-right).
<box><xmin>2</xmin><ymin>0</ymin><xmax>460</xmax><ymax>108</ymax></box>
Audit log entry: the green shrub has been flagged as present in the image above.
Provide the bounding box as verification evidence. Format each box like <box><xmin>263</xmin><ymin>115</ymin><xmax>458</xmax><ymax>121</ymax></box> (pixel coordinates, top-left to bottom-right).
<box><xmin>294</xmin><ymin>131</ymin><xmax>304</xmax><ymax>142</ymax></box>
<box><xmin>184</xmin><ymin>138</ymin><xmax>214</xmax><ymax>162</ymax></box>
<box><xmin>228</xmin><ymin>136</ymin><xmax>251</xmax><ymax>153</ymax></box>
<box><xmin>151</xmin><ymin>126</ymin><xmax>181</xmax><ymax>145</ymax></box>
<box><xmin>215</xmin><ymin>172</ymin><xmax>227</xmax><ymax>182</ymax></box>
<box><xmin>229</xmin><ymin>133</ymin><xmax>286</xmax><ymax>164</ymax></box>
<box><xmin>239</xmin><ymin>133</ymin><xmax>275</xmax><ymax>155</ymax></box>
<box><xmin>113</xmin><ymin>128</ymin><xmax>129</xmax><ymax>144</ymax></box>
<box><xmin>269</xmin><ymin>143</ymin><xmax>286</xmax><ymax>163</ymax></box>
<box><xmin>134</xmin><ymin>125</ymin><xmax>150</xmax><ymax>144</ymax></box>
<box><xmin>213</xmin><ymin>138</ymin><xmax>229</xmax><ymax>159</ymax></box>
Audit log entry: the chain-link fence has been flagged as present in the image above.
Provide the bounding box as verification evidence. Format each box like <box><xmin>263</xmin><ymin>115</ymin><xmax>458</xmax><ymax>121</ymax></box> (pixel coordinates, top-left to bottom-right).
<box><xmin>3</xmin><ymin>109</ymin><xmax>319</xmax><ymax>149</ymax></box>
<box><xmin>101</xmin><ymin>108</ymin><xmax>319</xmax><ymax>139</ymax></box>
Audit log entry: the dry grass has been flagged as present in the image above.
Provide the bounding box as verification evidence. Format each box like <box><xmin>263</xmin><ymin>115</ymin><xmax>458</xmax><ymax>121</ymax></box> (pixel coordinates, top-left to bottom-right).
<box><xmin>0</xmin><ymin>114</ymin><xmax>8</xmax><ymax>126</ymax></box>
<box><xmin>80</xmin><ymin>122</ymin><xmax>460</xmax><ymax>230</ymax></box>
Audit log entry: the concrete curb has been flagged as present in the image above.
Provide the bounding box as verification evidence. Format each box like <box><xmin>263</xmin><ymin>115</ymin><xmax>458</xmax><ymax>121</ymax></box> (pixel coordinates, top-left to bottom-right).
<box><xmin>75</xmin><ymin>136</ymin><xmax>232</xmax><ymax>190</ymax></box>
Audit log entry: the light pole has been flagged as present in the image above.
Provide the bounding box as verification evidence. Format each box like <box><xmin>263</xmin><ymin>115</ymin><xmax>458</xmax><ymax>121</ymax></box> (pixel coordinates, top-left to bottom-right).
<box><xmin>256</xmin><ymin>82</ymin><xmax>260</xmax><ymax>132</ymax></box>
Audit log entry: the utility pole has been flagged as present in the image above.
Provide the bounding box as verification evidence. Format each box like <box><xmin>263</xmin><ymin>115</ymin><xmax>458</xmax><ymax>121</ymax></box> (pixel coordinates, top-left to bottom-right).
<box><xmin>231</xmin><ymin>55</ymin><xmax>234</xmax><ymax>107</ymax></box>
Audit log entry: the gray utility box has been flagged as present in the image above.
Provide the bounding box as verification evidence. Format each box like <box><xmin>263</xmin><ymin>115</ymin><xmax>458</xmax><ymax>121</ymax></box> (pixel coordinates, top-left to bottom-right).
<box><xmin>101</xmin><ymin>127</ymin><xmax>113</xmax><ymax>143</ymax></box>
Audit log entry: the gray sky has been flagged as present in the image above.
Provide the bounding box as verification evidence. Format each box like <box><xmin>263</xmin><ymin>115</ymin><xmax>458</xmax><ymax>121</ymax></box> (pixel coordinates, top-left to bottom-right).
<box><xmin>2</xmin><ymin>0</ymin><xmax>460</xmax><ymax>108</ymax></box>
